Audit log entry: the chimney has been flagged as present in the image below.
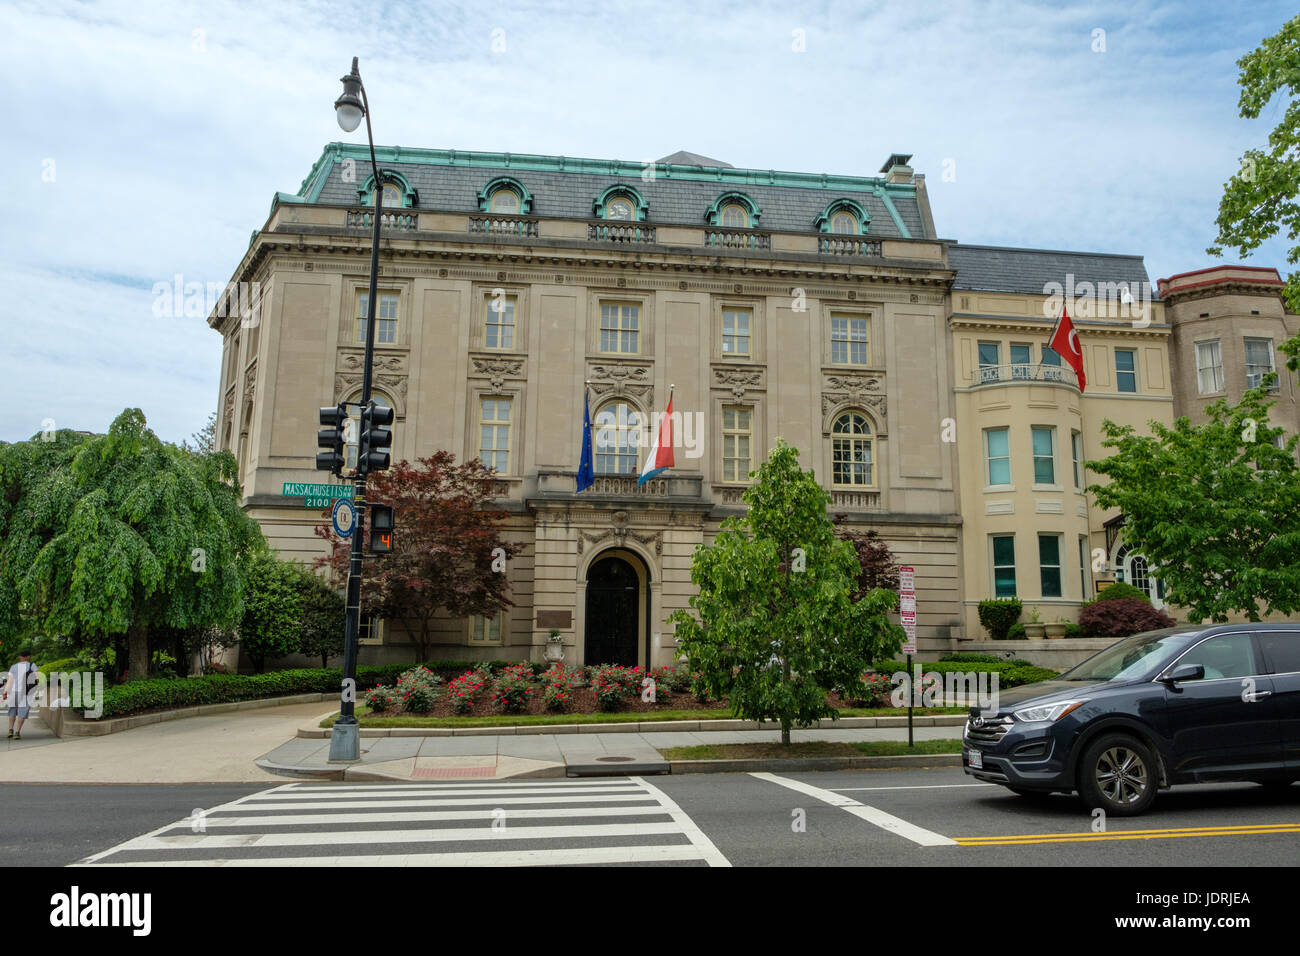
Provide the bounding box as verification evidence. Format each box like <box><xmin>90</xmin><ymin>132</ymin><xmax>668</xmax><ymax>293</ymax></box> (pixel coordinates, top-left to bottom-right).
<box><xmin>880</xmin><ymin>152</ymin><xmax>914</xmax><ymax>184</ymax></box>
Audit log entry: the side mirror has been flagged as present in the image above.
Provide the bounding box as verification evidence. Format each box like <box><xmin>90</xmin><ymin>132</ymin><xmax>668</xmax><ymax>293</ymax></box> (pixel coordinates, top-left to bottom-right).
<box><xmin>1164</xmin><ymin>663</ymin><xmax>1205</xmax><ymax>683</ymax></box>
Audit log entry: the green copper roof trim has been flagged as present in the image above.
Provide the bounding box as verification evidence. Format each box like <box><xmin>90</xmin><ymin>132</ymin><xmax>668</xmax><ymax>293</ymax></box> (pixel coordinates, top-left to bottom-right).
<box><xmin>358</xmin><ymin>170</ymin><xmax>419</xmax><ymax>208</ymax></box>
<box><xmin>477</xmin><ymin>176</ymin><xmax>534</xmax><ymax>214</ymax></box>
<box><xmin>268</xmin><ymin>191</ymin><xmax>307</xmax><ymax>220</ymax></box>
<box><xmin>875</xmin><ymin>187</ymin><xmax>911</xmax><ymax>239</ymax></box>
<box><xmin>814</xmin><ymin>198</ymin><xmax>871</xmax><ymax>235</ymax></box>
<box><xmin>299</xmin><ymin>145</ymin><xmax>339</xmax><ymax>202</ymax></box>
<box><xmin>311</xmin><ymin>143</ymin><xmax>915</xmax><ymax>195</ymax></box>
<box><xmin>704</xmin><ymin>191</ymin><xmax>762</xmax><ymax>226</ymax></box>
<box><xmin>593</xmin><ymin>184</ymin><xmax>649</xmax><ymax>221</ymax></box>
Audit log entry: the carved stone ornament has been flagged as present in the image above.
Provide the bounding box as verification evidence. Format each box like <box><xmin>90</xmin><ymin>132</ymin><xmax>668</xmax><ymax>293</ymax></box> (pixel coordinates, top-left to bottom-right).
<box><xmin>587</xmin><ymin>363</ymin><xmax>652</xmax><ymax>402</ymax></box>
<box><xmin>714</xmin><ymin>367</ymin><xmax>763</xmax><ymax>400</ymax></box>
<box><xmin>339</xmin><ymin>352</ymin><xmax>405</xmax><ymax>374</ymax></box>
<box><xmin>242</xmin><ymin>362</ymin><xmax>257</xmax><ymax>404</ymax></box>
<box><xmin>471</xmin><ymin>356</ymin><xmax>525</xmax><ymax>389</ymax></box>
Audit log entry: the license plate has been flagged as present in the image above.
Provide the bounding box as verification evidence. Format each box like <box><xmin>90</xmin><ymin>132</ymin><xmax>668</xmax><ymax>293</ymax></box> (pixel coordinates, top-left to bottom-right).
<box><xmin>967</xmin><ymin>750</ymin><xmax>983</xmax><ymax>769</ymax></box>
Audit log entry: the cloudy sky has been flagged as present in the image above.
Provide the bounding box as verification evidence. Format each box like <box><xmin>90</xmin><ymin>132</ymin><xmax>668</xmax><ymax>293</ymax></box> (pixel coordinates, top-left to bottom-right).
<box><xmin>2</xmin><ymin>0</ymin><xmax>1294</xmax><ymax>444</ymax></box>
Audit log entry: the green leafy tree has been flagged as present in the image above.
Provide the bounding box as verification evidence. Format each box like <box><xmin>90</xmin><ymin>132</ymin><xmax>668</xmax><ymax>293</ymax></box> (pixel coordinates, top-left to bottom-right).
<box><xmin>239</xmin><ymin>552</ymin><xmax>306</xmax><ymax>672</ymax></box>
<box><xmin>1208</xmin><ymin>13</ymin><xmax>1300</xmax><ymax>373</ymax></box>
<box><xmin>1087</xmin><ymin>386</ymin><xmax>1300</xmax><ymax>622</ymax></box>
<box><xmin>6</xmin><ymin>409</ymin><xmax>263</xmax><ymax>679</ymax></box>
<box><xmin>669</xmin><ymin>440</ymin><xmax>904</xmax><ymax>744</ymax></box>
<box><xmin>297</xmin><ymin>569</ymin><xmax>346</xmax><ymax>667</ymax></box>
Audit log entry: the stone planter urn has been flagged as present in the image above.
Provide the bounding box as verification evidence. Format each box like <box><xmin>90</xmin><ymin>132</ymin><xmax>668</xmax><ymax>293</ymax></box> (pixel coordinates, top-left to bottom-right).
<box><xmin>1044</xmin><ymin>623</ymin><xmax>1068</xmax><ymax>639</ymax></box>
<box><xmin>1025</xmin><ymin>624</ymin><xmax>1047</xmax><ymax>640</ymax></box>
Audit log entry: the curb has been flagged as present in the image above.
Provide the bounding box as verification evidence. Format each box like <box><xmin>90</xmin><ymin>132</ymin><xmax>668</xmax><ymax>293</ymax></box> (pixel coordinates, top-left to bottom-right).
<box><xmin>297</xmin><ymin>714</ymin><xmax>969</xmax><ymax>739</ymax></box>
<box><xmin>667</xmin><ymin>753</ymin><xmax>964</xmax><ymax>774</ymax></box>
<box><xmin>253</xmin><ymin>757</ymin><xmax>570</xmax><ymax>782</ymax></box>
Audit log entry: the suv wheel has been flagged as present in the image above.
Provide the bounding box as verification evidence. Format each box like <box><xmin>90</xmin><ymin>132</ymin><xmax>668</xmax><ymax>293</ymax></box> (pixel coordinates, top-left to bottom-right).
<box><xmin>1077</xmin><ymin>734</ymin><xmax>1157</xmax><ymax>816</ymax></box>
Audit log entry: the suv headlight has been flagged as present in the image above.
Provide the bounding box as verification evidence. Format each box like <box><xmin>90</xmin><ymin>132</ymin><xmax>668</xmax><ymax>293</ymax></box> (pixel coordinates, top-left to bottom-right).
<box><xmin>1012</xmin><ymin>700</ymin><xmax>1087</xmax><ymax>723</ymax></box>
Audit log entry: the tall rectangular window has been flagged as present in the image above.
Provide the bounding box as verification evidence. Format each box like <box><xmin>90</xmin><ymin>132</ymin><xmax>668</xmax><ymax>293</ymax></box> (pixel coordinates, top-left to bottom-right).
<box><xmin>992</xmin><ymin>535</ymin><xmax>1016</xmax><ymax>598</ymax></box>
<box><xmin>600</xmin><ymin>302</ymin><xmax>639</xmax><ymax>354</ymax></box>
<box><xmin>479</xmin><ymin>397</ymin><xmax>511</xmax><ymax>474</ymax></box>
<box><xmin>1115</xmin><ymin>349</ymin><xmax>1137</xmax><ymax>392</ymax></box>
<box><xmin>831</xmin><ymin>314</ymin><xmax>870</xmax><ymax>364</ymax></box>
<box><xmin>357</xmin><ymin>292</ymin><xmax>399</xmax><ymax>345</ymax></box>
<box><xmin>1244</xmin><ymin>337</ymin><xmax>1277</xmax><ymax>390</ymax></box>
<box><xmin>978</xmin><ymin>342</ymin><xmax>1001</xmax><ymax>383</ymax></box>
<box><xmin>985</xmin><ymin>427</ymin><xmax>1011</xmax><ymax>485</ymax></box>
<box><xmin>1039</xmin><ymin>534</ymin><xmax>1062</xmax><ymax>598</ymax></box>
<box><xmin>1010</xmin><ymin>344</ymin><xmax>1032</xmax><ymax>379</ymax></box>
<box><xmin>722</xmin><ymin>309</ymin><xmax>751</xmax><ymax>356</ymax></box>
<box><xmin>1195</xmin><ymin>340</ymin><xmax>1223</xmax><ymax>393</ymax></box>
<box><xmin>1071</xmin><ymin>430</ymin><xmax>1083</xmax><ymax>489</ymax></box>
<box><xmin>471</xmin><ymin>613</ymin><xmax>504</xmax><ymax>644</ymax></box>
<box><xmin>722</xmin><ymin>406</ymin><xmax>753</xmax><ymax>482</ymax></box>
<box><xmin>1041</xmin><ymin>344</ymin><xmax>1063</xmax><ymax>381</ymax></box>
<box><xmin>1031</xmin><ymin>426</ymin><xmax>1055</xmax><ymax>485</ymax></box>
<box><xmin>485</xmin><ymin>295</ymin><xmax>516</xmax><ymax>349</ymax></box>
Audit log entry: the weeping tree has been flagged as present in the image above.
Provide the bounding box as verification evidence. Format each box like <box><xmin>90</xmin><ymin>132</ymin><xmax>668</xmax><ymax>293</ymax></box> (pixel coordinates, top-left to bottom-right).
<box><xmin>7</xmin><ymin>409</ymin><xmax>263</xmax><ymax>679</ymax></box>
<box><xmin>670</xmin><ymin>440</ymin><xmax>904</xmax><ymax>744</ymax></box>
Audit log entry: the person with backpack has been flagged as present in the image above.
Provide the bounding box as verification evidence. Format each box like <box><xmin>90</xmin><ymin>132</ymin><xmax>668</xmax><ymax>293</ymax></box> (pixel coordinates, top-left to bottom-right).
<box><xmin>5</xmin><ymin>651</ymin><xmax>38</xmax><ymax>740</ymax></box>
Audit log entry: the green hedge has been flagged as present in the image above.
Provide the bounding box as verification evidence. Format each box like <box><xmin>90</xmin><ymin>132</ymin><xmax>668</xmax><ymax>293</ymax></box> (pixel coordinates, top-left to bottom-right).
<box><xmin>98</xmin><ymin>660</ymin><xmax>541</xmax><ymax>719</ymax></box>
<box><xmin>873</xmin><ymin>659</ymin><xmax>1059</xmax><ymax>688</ymax></box>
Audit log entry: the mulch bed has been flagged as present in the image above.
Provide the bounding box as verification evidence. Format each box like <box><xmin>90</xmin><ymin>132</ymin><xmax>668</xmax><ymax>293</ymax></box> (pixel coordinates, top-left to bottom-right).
<box><xmin>378</xmin><ymin>687</ymin><xmax>887</xmax><ymax>719</ymax></box>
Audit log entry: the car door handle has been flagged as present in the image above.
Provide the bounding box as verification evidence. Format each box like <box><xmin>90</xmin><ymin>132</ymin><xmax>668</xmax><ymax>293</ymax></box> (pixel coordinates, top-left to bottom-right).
<box><xmin>1247</xmin><ymin>690</ymin><xmax>1272</xmax><ymax>700</ymax></box>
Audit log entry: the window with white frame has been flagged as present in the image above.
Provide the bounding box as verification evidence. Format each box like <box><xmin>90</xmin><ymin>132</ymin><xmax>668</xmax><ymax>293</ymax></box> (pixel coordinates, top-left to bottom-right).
<box><xmin>470</xmin><ymin>612</ymin><xmax>504</xmax><ymax>644</ymax></box>
<box><xmin>1115</xmin><ymin>349</ymin><xmax>1137</xmax><ymax>393</ymax></box>
<box><xmin>985</xmin><ymin>427</ymin><xmax>1011</xmax><ymax>486</ymax></box>
<box><xmin>595</xmin><ymin>402</ymin><xmax>642</xmax><ymax>475</ymax></box>
<box><xmin>1244</xmin><ymin>337</ymin><xmax>1277</xmax><ymax>390</ymax></box>
<box><xmin>357</xmin><ymin>291</ymin><xmax>399</xmax><ymax>345</ymax></box>
<box><xmin>978</xmin><ymin>342</ymin><xmax>1001</xmax><ymax>383</ymax></box>
<box><xmin>485</xmin><ymin>294</ymin><xmax>516</xmax><ymax>350</ymax></box>
<box><xmin>722</xmin><ymin>406</ymin><xmax>753</xmax><ymax>482</ymax></box>
<box><xmin>1031</xmin><ymin>426</ymin><xmax>1055</xmax><ymax>485</ymax></box>
<box><xmin>479</xmin><ymin>397</ymin><xmax>512</xmax><ymax>474</ymax></box>
<box><xmin>599</xmin><ymin>302</ymin><xmax>639</xmax><ymax>354</ymax></box>
<box><xmin>722</xmin><ymin>308</ymin><xmax>751</xmax><ymax>356</ymax></box>
<box><xmin>992</xmin><ymin>535</ymin><xmax>1016</xmax><ymax>598</ymax></box>
<box><xmin>1072</xmin><ymin>430</ymin><xmax>1083</xmax><ymax>489</ymax></box>
<box><xmin>1038</xmin><ymin>534</ymin><xmax>1062</xmax><ymax>598</ymax></box>
<box><xmin>1195</xmin><ymin>340</ymin><xmax>1224</xmax><ymax>393</ymax></box>
<box><xmin>831</xmin><ymin>412</ymin><xmax>873</xmax><ymax>486</ymax></box>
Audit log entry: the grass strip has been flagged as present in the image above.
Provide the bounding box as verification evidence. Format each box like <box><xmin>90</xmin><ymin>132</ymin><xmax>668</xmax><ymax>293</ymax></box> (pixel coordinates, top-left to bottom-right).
<box><xmin>318</xmin><ymin>706</ymin><xmax>969</xmax><ymax>729</ymax></box>
<box><xmin>659</xmin><ymin>738</ymin><xmax>965</xmax><ymax>760</ymax></box>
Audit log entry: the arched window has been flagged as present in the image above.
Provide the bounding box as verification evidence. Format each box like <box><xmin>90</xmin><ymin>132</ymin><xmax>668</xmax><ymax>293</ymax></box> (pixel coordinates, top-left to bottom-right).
<box><xmin>831</xmin><ymin>412</ymin><xmax>873</xmax><ymax>487</ymax></box>
<box><xmin>373</xmin><ymin>182</ymin><xmax>401</xmax><ymax>207</ymax></box>
<box><xmin>594</xmin><ymin>402</ymin><xmax>643</xmax><ymax>475</ymax></box>
<box><xmin>606</xmin><ymin>197</ymin><xmax>634</xmax><ymax>220</ymax></box>
<box><xmin>490</xmin><ymin>189</ymin><xmax>519</xmax><ymax>214</ymax></box>
<box><xmin>720</xmin><ymin>203</ymin><xmax>748</xmax><ymax>228</ymax></box>
<box><xmin>831</xmin><ymin>211</ymin><xmax>857</xmax><ymax>234</ymax></box>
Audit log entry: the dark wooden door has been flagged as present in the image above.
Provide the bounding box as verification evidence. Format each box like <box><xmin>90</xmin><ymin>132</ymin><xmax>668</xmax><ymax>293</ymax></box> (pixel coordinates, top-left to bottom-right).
<box><xmin>585</xmin><ymin>557</ymin><xmax>639</xmax><ymax>667</ymax></box>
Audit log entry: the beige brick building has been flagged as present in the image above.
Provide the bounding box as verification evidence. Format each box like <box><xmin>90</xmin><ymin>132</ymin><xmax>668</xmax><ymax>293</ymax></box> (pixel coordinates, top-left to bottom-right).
<box><xmin>208</xmin><ymin>144</ymin><xmax>1296</xmax><ymax>665</ymax></box>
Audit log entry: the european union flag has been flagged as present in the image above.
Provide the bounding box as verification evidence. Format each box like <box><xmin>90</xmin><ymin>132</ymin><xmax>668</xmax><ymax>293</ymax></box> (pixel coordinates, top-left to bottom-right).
<box><xmin>576</xmin><ymin>390</ymin><xmax>594</xmax><ymax>492</ymax></box>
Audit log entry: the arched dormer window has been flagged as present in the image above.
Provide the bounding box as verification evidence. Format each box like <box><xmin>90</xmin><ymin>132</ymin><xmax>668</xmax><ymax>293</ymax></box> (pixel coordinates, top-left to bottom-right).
<box><xmin>815</xmin><ymin>198</ymin><xmax>870</xmax><ymax>235</ymax></box>
<box><xmin>593</xmin><ymin>185</ymin><xmax>648</xmax><ymax>221</ymax></box>
<box><xmin>831</xmin><ymin>411</ymin><xmax>874</xmax><ymax>487</ymax></box>
<box><xmin>477</xmin><ymin>176</ymin><xmax>534</xmax><ymax>215</ymax></box>
<box><xmin>705</xmin><ymin>192</ymin><xmax>761</xmax><ymax>228</ymax></box>
<box><xmin>358</xmin><ymin>171</ymin><xmax>418</xmax><ymax>208</ymax></box>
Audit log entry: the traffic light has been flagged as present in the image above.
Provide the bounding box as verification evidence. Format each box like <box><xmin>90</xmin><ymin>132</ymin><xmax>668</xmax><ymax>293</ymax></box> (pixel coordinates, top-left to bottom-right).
<box><xmin>315</xmin><ymin>404</ymin><xmax>347</xmax><ymax>474</ymax></box>
<box><xmin>359</xmin><ymin>401</ymin><xmax>395</xmax><ymax>474</ymax></box>
<box><xmin>369</xmin><ymin>503</ymin><xmax>394</xmax><ymax>553</ymax></box>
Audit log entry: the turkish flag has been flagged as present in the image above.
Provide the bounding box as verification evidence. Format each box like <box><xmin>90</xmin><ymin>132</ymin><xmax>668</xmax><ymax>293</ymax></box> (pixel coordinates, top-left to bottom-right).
<box><xmin>1049</xmin><ymin>305</ymin><xmax>1086</xmax><ymax>392</ymax></box>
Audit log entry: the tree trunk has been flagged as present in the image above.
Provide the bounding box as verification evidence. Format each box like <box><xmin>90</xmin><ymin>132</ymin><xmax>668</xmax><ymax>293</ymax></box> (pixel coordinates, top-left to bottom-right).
<box><xmin>127</xmin><ymin>623</ymin><xmax>149</xmax><ymax>682</ymax></box>
<box><xmin>781</xmin><ymin>722</ymin><xmax>791</xmax><ymax>746</ymax></box>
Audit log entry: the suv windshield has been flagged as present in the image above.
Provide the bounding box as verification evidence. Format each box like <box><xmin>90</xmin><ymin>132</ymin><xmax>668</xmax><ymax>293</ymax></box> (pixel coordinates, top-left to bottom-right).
<box><xmin>1059</xmin><ymin>628</ymin><xmax>1203</xmax><ymax>683</ymax></box>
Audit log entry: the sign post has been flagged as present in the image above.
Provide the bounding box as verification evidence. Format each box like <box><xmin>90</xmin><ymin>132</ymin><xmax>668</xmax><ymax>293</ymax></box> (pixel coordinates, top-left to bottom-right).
<box><xmin>899</xmin><ymin>566</ymin><xmax>917</xmax><ymax>748</ymax></box>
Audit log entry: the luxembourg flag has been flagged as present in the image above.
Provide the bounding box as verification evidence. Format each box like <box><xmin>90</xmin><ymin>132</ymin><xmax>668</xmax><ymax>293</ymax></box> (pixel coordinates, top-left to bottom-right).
<box><xmin>637</xmin><ymin>391</ymin><xmax>675</xmax><ymax>486</ymax></box>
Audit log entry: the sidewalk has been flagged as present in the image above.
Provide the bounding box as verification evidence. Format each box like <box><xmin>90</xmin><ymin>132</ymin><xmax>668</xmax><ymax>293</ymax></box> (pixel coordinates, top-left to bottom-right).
<box><xmin>259</xmin><ymin>722</ymin><xmax>963</xmax><ymax>781</ymax></box>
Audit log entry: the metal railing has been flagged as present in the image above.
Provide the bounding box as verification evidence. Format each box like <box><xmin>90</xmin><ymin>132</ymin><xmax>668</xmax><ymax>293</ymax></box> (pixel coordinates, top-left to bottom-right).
<box><xmin>974</xmin><ymin>363</ymin><xmax>1079</xmax><ymax>388</ymax></box>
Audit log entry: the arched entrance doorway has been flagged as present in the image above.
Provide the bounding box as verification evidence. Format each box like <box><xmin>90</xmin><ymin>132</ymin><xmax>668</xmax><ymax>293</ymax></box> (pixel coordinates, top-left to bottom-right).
<box><xmin>584</xmin><ymin>551</ymin><xmax>647</xmax><ymax>667</ymax></box>
<box><xmin>1112</xmin><ymin>543</ymin><xmax>1167</xmax><ymax>611</ymax></box>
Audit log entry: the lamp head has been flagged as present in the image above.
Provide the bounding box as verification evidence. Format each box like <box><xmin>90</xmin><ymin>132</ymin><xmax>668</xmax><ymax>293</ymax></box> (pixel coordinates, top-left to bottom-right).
<box><xmin>335</xmin><ymin>56</ymin><xmax>364</xmax><ymax>133</ymax></box>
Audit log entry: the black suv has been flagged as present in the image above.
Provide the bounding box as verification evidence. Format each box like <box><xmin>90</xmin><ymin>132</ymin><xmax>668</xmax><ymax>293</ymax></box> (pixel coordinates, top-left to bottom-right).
<box><xmin>962</xmin><ymin>623</ymin><xmax>1300</xmax><ymax>815</ymax></box>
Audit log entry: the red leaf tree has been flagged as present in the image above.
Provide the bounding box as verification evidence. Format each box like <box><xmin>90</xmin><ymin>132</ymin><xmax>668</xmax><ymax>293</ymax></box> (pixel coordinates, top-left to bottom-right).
<box><xmin>832</xmin><ymin>518</ymin><xmax>901</xmax><ymax>598</ymax></box>
<box><xmin>314</xmin><ymin>452</ymin><xmax>525</xmax><ymax>662</ymax></box>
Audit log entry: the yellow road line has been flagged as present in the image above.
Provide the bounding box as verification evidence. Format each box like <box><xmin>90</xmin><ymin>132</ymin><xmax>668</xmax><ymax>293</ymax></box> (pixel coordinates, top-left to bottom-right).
<box><xmin>957</xmin><ymin>822</ymin><xmax>1300</xmax><ymax>846</ymax></box>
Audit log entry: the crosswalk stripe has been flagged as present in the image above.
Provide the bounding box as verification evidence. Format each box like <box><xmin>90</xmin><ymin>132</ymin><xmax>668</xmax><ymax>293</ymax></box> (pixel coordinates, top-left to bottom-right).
<box><xmin>189</xmin><ymin>806</ymin><xmax>674</xmax><ymax>827</ymax></box>
<box><xmin>276</xmin><ymin>780</ymin><xmax>636</xmax><ymax>792</ymax></box>
<box><xmin>110</xmin><ymin>822</ymin><xmax>686</xmax><ymax>851</ymax></box>
<box><xmin>75</xmin><ymin>777</ymin><xmax>730</xmax><ymax>868</ymax></box>
<box><xmin>78</xmin><ymin>844</ymin><xmax>714</xmax><ymax>867</ymax></box>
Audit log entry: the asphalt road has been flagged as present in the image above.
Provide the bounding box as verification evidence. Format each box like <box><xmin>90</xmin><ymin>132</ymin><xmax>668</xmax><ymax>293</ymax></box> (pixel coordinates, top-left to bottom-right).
<box><xmin>3</xmin><ymin>767</ymin><xmax>1297</xmax><ymax>867</ymax></box>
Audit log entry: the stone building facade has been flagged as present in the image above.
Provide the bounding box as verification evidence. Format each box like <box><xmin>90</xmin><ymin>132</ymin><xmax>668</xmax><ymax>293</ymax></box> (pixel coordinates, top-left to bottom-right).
<box><xmin>208</xmin><ymin>143</ymin><xmax>1297</xmax><ymax>665</ymax></box>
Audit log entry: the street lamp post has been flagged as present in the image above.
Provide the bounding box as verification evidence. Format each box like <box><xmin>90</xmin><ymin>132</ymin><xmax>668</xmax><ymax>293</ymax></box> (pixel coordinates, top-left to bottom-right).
<box><xmin>328</xmin><ymin>56</ymin><xmax>383</xmax><ymax>762</ymax></box>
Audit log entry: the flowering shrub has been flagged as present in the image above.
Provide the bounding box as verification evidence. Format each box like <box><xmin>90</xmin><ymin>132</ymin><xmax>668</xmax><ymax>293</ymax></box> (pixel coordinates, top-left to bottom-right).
<box><xmin>365</xmin><ymin>684</ymin><xmax>400</xmax><ymax>713</ymax></box>
<box><xmin>448</xmin><ymin>669</ymin><xmax>489</xmax><ymax>715</ymax></box>
<box><xmin>491</xmin><ymin>664</ymin><xmax>535</xmax><ymax>713</ymax></box>
<box><xmin>542</xmin><ymin>665</ymin><xmax>580</xmax><ymax>712</ymax></box>
<box><xmin>691</xmin><ymin>670</ymin><xmax>710</xmax><ymax>704</ymax></box>
<box><xmin>845</xmin><ymin>672</ymin><xmax>893</xmax><ymax>707</ymax></box>
<box><xmin>590</xmin><ymin>664</ymin><xmax>642</xmax><ymax>711</ymax></box>
<box><xmin>657</xmin><ymin>665</ymin><xmax>691</xmax><ymax>693</ymax></box>
<box><xmin>396</xmin><ymin>666</ymin><xmax>442</xmax><ymax>713</ymax></box>
<box><xmin>1079</xmin><ymin>598</ymin><xmax>1175</xmax><ymax>638</ymax></box>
